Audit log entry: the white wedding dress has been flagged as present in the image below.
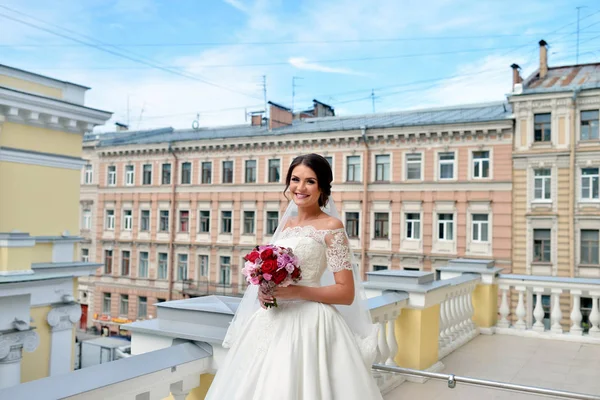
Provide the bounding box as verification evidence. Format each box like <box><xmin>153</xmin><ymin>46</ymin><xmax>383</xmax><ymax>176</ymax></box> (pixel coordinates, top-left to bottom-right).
<box><xmin>205</xmin><ymin>226</ymin><xmax>383</xmax><ymax>400</ymax></box>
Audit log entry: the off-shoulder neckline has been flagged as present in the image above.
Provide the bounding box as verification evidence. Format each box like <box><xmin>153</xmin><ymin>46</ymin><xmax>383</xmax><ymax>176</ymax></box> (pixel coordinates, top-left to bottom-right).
<box><xmin>281</xmin><ymin>225</ymin><xmax>345</xmax><ymax>234</ymax></box>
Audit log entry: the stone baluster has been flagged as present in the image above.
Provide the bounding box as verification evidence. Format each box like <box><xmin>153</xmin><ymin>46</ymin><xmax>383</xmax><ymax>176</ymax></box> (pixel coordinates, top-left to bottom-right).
<box><xmin>569</xmin><ymin>290</ymin><xmax>583</xmax><ymax>336</ymax></box>
<box><xmin>449</xmin><ymin>291</ymin><xmax>459</xmax><ymax>341</ymax></box>
<box><xmin>532</xmin><ymin>288</ymin><xmax>546</xmax><ymax>332</ymax></box>
<box><xmin>378</xmin><ymin>321</ymin><xmax>390</xmax><ymax>366</ymax></box>
<box><xmin>438</xmin><ymin>298</ymin><xmax>448</xmax><ymax>349</ymax></box>
<box><xmin>589</xmin><ymin>294</ymin><xmax>600</xmax><ymax>338</ymax></box>
<box><xmin>386</xmin><ymin>312</ymin><xmax>399</xmax><ymax>367</ymax></box>
<box><xmin>467</xmin><ymin>282</ymin><xmax>477</xmax><ymax>335</ymax></box>
<box><xmin>515</xmin><ymin>286</ymin><xmax>527</xmax><ymax>330</ymax></box>
<box><xmin>456</xmin><ymin>288</ymin><xmax>467</xmax><ymax>337</ymax></box>
<box><xmin>550</xmin><ymin>289</ymin><xmax>564</xmax><ymax>334</ymax></box>
<box><xmin>497</xmin><ymin>286</ymin><xmax>510</xmax><ymax>329</ymax></box>
<box><xmin>443</xmin><ymin>299</ymin><xmax>453</xmax><ymax>345</ymax></box>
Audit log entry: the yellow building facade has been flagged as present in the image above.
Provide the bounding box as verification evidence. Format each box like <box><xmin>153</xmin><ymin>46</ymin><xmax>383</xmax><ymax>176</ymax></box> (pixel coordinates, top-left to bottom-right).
<box><xmin>0</xmin><ymin>64</ymin><xmax>110</xmax><ymax>388</ymax></box>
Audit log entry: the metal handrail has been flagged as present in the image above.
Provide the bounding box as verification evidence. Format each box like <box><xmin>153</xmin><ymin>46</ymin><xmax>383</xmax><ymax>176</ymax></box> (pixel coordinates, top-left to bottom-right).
<box><xmin>372</xmin><ymin>364</ymin><xmax>600</xmax><ymax>400</ymax></box>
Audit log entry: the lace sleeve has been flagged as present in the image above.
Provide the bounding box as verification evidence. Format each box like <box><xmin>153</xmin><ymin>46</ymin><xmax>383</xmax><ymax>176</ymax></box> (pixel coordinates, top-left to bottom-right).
<box><xmin>324</xmin><ymin>229</ymin><xmax>353</xmax><ymax>272</ymax></box>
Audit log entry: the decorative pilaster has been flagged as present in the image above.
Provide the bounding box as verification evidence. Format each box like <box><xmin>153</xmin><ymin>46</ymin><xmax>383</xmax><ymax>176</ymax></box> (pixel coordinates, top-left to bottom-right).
<box><xmin>0</xmin><ymin>330</ymin><xmax>40</xmax><ymax>389</ymax></box>
<box><xmin>47</xmin><ymin>304</ymin><xmax>81</xmax><ymax>376</ymax></box>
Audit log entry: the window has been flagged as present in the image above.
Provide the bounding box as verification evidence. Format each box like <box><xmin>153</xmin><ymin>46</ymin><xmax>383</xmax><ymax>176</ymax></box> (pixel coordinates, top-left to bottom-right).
<box><xmin>121</xmin><ymin>250</ymin><xmax>130</xmax><ymax>276</ymax></box>
<box><xmin>125</xmin><ymin>165</ymin><xmax>135</xmax><ymax>186</ymax></box>
<box><xmin>375</xmin><ymin>155</ymin><xmax>390</xmax><ymax>181</ymax></box>
<box><xmin>324</xmin><ymin>156</ymin><xmax>333</xmax><ymax>167</ymax></box>
<box><xmin>534</xmin><ymin>169</ymin><xmax>552</xmax><ymax>200</ymax></box>
<box><xmin>245</xmin><ymin>160</ymin><xmax>257</xmax><ymax>183</ymax></box>
<box><xmin>472</xmin><ymin>151</ymin><xmax>490</xmax><ymax>179</ymax></box>
<box><xmin>158</xmin><ymin>253</ymin><xmax>168</xmax><ymax>279</ymax></box>
<box><xmin>438</xmin><ymin>214</ymin><xmax>454</xmax><ymax>241</ymax></box>
<box><xmin>199</xmin><ymin>210</ymin><xmax>210</xmax><ymax>233</ymax></box>
<box><xmin>373</xmin><ymin>265</ymin><xmax>388</xmax><ymax>271</ymax></box>
<box><xmin>106</xmin><ymin>210</ymin><xmax>115</xmax><ymax>230</ymax></box>
<box><xmin>142</xmin><ymin>164</ymin><xmax>152</xmax><ymax>185</ymax></box>
<box><xmin>179</xmin><ymin>210</ymin><xmax>189</xmax><ymax>232</ymax></box>
<box><xmin>533</xmin><ymin>229</ymin><xmax>551</xmax><ymax>263</ymax></box>
<box><xmin>103</xmin><ymin>293</ymin><xmax>111</xmax><ymax>314</ymax></box>
<box><xmin>266</xmin><ymin>211</ymin><xmax>278</xmax><ymax>235</ymax></box>
<box><xmin>140</xmin><ymin>210</ymin><xmax>150</xmax><ymax>232</ymax></box>
<box><xmin>181</xmin><ymin>162</ymin><xmax>192</xmax><ymax>184</ymax></box>
<box><xmin>439</xmin><ymin>152</ymin><xmax>455</xmax><ymax>180</ymax></box>
<box><xmin>581</xmin><ymin>110</ymin><xmax>599</xmax><ymax>141</ymax></box>
<box><xmin>81</xmin><ymin>248</ymin><xmax>89</xmax><ymax>262</ymax></box>
<box><xmin>221</xmin><ymin>211</ymin><xmax>232</xmax><ymax>233</ymax></box>
<box><xmin>84</xmin><ymin>164</ymin><xmax>93</xmax><ymax>184</ymax></box>
<box><xmin>582</xmin><ymin>168</ymin><xmax>599</xmax><ymax>200</ymax></box>
<box><xmin>107</xmin><ymin>166</ymin><xmax>116</xmax><ymax>186</ymax></box>
<box><xmin>406</xmin><ymin>213</ymin><xmax>421</xmax><ymax>240</ymax></box>
<box><xmin>138</xmin><ymin>297</ymin><xmax>147</xmax><ymax>319</ymax></box>
<box><xmin>82</xmin><ymin>210</ymin><xmax>92</xmax><ymax>230</ymax></box>
<box><xmin>177</xmin><ymin>254</ymin><xmax>188</xmax><ymax>281</ymax></box>
<box><xmin>157</xmin><ymin>298</ymin><xmax>166</xmax><ymax>303</ymax></box>
<box><xmin>104</xmin><ymin>250</ymin><xmax>113</xmax><ymax>274</ymax></box>
<box><xmin>120</xmin><ymin>294</ymin><xmax>129</xmax><ymax>316</ymax></box>
<box><xmin>346</xmin><ymin>156</ymin><xmax>361</xmax><ymax>182</ymax></box>
<box><xmin>406</xmin><ymin>153</ymin><xmax>422</xmax><ymax>180</ymax></box>
<box><xmin>139</xmin><ymin>251</ymin><xmax>149</xmax><ymax>278</ymax></box>
<box><xmin>220</xmin><ymin>256</ymin><xmax>231</xmax><ymax>285</ymax></box>
<box><xmin>161</xmin><ymin>163</ymin><xmax>171</xmax><ymax>185</ymax></box>
<box><xmin>268</xmin><ymin>159</ymin><xmax>281</xmax><ymax>183</ymax></box>
<box><xmin>123</xmin><ymin>210</ymin><xmax>133</xmax><ymax>231</ymax></box>
<box><xmin>222</xmin><ymin>161</ymin><xmax>233</xmax><ymax>183</ymax></box>
<box><xmin>159</xmin><ymin>210</ymin><xmax>169</xmax><ymax>232</ymax></box>
<box><xmin>581</xmin><ymin>230</ymin><xmax>599</xmax><ymax>265</ymax></box>
<box><xmin>198</xmin><ymin>255</ymin><xmax>209</xmax><ymax>278</ymax></box>
<box><xmin>374</xmin><ymin>213</ymin><xmax>389</xmax><ymax>239</ymax></box>
<box><xmin>534</xmin><ymin>113</ymin><xmax>551</xmax><ymax>142</ymax></box>
<box><xmin>201</xmin><ymin>162</ymin><xmax>212</xmax><ymax>184</ymax></box>
<box><xmin>472</xmin><ymin>214</ymin><xmax>489</xmax><ymax>242</ymax></box>
<box><xmin>345</xmin><ymin>212</ymin><xmax>359</xmax><ymax>238</ymax></box>
<box><xmin>243</xmin><ymin>211</ymin><xmax>255</xmax><ymax>234</ymax></box>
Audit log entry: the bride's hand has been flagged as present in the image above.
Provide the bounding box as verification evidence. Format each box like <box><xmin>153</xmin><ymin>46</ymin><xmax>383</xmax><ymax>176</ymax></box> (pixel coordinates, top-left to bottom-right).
<box><xmin>258</xmin><ymin>289</ymin><xmax>272</xmax><ymax>309</ymax></box>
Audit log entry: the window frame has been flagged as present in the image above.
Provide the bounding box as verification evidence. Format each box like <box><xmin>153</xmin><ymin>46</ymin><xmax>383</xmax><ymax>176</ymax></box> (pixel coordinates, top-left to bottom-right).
<box><xmin>125</xmin><ymin>164</ymin><xmax>135</xmax><ymax>186</ymax></box>
<box><xmin>106</xmin><ymin>209</ymin><xmax>115</xmax><ymax>230</ymax></box>
<box><xmin>472</xmin><ymin>150</ymin><xmax>490</xmax><ymax>179</ymax></box>
<box><xmin>266</xmin><ymin>211</ymin><xmax>279</xmax><ymax>235</ymax></box>
<box><xmin>158</xmin><ymin>252</ymin><xmax>168</xmax><ymax>280</ymax></box>
<box><xmin>581</xmin><ymin>110</ymin><xmax>599</xmax><ymax>141</ymax></box>
<box><xmin>405</xmin><ymin>213</ymin><xmax>421</xmax><ymax>240</ymax></box>
<box><xmin>84</xmin><ymin>164</ymin><xmax>93</xmax><ymax>184</ymax></box>
<box><xmin>471</xmin><ymin>214</ymin><xmax>489</xmax><ymax>243</ymax></box>
<box><xmin>374</xmin><ymin>154</ymin><xmax>391</xmax><ymax>182</ymax></box>
<box><xmin>245</xmin><ymin>159</ymin><xmax>257</xmax><ymax>183</ymax></box>
<box><xmin>534</xmin><ymin>113</ymin><xmax>552</xmax><ymax>143</ymax></box>
<box><xmin>533</xmin><ymin>168</ymin><xmax>552</xmax><ymax>201</ymax></box>
<box><xmin>103</xmin><ymin>293</ymin><xmax>111</xmax><ymax>314</ymax></box>
<box><xmin>219</xmin><ymin>255</ymin><xmax>232</xmax><ymax>286</ymax></box>
<box><xmin>438</xmin><ymin>151</ymin><xmax>456</xmax><ymax>180</ymax></box>
<box><xmin>405</xmin><ymin>152</ymin><xmax>423</xmax><ymax>181</ymax></box>
<box><xmin>345</xmin><ymin>155</ymin><xmax>362</xmax><ymax>183</ymax></box>
<box><xmin>161</xmin><ymin>163</ymin><xmax>172</xmax><ymax>185</ymax></box>
<box><xmin>222</xmin><ymin>160</ymin><xmax>234</xmax><ymax>184</ymax></box>
<box><xmin>138</xmin><ymin>251</ymin><xmax>149</xmax><ymax>278</ymax></box>
<box><xmin>199</xmin><ymin>210</ymin><xmax>211</xmax><ymax>233</ymax></box>
<box><xmin>107</xmin><ymin>165</ymin><xmax>117</xmax><ymax>186</ymax></box>
<box><xmin>533</xmin><ymin>228</ymin><xmax>552</xmax><ymax>263</ymax></box>
<box><xmin>437</xmin><ymin>213</ymin><xmax>454</xmax><ymax>241</ymax></box>
<box><xmin>104</xmin><ymin>249</ymin><xmax>113</xmax><ymax>274</ymax></box>
<box><xmin>142</xmin><ymin>163</ymin><xmax>153</xmax><ymax>185</ymax></box>
<box><xmin>180</xmin><ymin>161</ymin><xmax>192</xmax><ymax>185</ymax></box>
<box><xmin>119</xmin><ymin>294</ymin><xmax>129</xmax><ymax>316</ymax></box>
<box><xmin>159</xmin><ymin>210</ymin><xmax>170</xmax><ymax>232</ymax></box>
<box><xmin>123</xmin><ymin>209</ymin><xmax>133</xmax><ymax>231</ymax></box>
<box><xmin>179</xmin><ymin>210</ymin><xmax>190</xmax><ymax>232</ymax></box>
<box><xmin>140</xmin><ymin>210</ymin><xmax>150</xmax><ymax>232</ymax></box>
<box><xmin>243</xmin><ymin>210</ymin><xmax>255</xmax><ymax>235</ymax></box>
<box><xmin>345</xmin><ymin>212</ymin><xmax>360</xmax><ymax>239</ymax></box>
<box><xmin>374</xmin><ymin>212</ymin><xmax>389</xmax><ymax>239</ymax></box>
<box><xmin>177</xmin><ymin>253</ymin><xmax>188</xmax><ymax>281</ymax></box>
<box><xmin>121</xmin><ymin>250</ymin><xmax>131</xmax><ymax>276</ymax></box>
<box><xmin>221</xmin><ymin>210</ymin><xmax>232</xmax><ymax>234</ymax></box>
<box><xmin>581</xmin><ymin>167</ymin><xmax>600</xmax><ymax>201</ymax></box>
<box><xmin>580</xmin><ymin>229</ymin><xmax>600</xmax><ymax>265</ymax></box>
<box><xmin>201</xmin><ymin>161</ymin><xmax>212</xmax><ymax>184</ymax></box>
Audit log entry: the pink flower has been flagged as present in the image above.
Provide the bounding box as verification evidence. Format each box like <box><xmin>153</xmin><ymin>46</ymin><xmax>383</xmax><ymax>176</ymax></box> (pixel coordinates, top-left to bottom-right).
<box><xmin>250</xmin><ymin>276</ymin><xmax>261</xmax><ymax>285</ymax></box>
<box><xmin>263</xmin><ymin>273</ymin><xmax>272</xmax><ymax>281</ymax></box>
<box><xmin>285</xmin><ymin>263</ymin><xmax>295</xmax><ymax>273</ymax></box>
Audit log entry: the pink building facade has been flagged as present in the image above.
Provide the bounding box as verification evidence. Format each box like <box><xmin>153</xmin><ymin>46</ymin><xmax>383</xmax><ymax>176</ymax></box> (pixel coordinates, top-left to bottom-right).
<box><xmin>79</xmin><ymin>102</ymin><xmax>513</xmax><ymax>334</ymax></box>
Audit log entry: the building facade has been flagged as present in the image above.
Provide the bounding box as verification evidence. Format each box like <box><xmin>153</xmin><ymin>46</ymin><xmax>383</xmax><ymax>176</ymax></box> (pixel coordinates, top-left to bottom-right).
<box><xmin>79</xmin><ymin>101</ymin><xmax>514</xmax><ymax>334</ymax></box>
<box><xmin>510</xmin><ymin>41</ymin><xmax>600</xmax><ymax>279</ymax></box>
<box><xmin>0</xmin><ymin>64</ymin><xmax>110</xmax><ymax>388</ymax></box>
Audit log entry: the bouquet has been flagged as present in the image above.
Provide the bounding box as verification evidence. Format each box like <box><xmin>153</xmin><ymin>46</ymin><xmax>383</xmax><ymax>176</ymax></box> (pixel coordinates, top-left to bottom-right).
<box><xmin>242</xmin><ymin>245</ymin><xmax>302</xmax><ymax>308</ymax></box>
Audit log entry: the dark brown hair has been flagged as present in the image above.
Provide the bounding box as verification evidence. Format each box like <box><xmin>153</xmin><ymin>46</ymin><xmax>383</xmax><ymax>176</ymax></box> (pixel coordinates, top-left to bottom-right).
<box><xmin>284</xmin><ymin>153</ymin><xmax>333</xmax><ymax>207</ymax></box>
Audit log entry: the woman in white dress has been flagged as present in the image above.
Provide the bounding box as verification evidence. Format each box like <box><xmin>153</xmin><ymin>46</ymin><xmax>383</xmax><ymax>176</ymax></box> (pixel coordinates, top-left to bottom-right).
<box><xmin>205</xmin><ymin>154</ymin><xmax>383</xmax><ymax>400</ymax></box>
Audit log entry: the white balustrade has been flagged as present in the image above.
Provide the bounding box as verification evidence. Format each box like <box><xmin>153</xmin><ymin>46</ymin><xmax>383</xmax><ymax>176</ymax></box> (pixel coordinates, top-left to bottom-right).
<box><xmin>438</xmin><ymin>279</ymin><xmax>479</xmax><ymax>358</ymax></box>
<box><xmin>495</xmin><ymin>275</ymin><xmax>600</xmax><ymax>343</ymax></box>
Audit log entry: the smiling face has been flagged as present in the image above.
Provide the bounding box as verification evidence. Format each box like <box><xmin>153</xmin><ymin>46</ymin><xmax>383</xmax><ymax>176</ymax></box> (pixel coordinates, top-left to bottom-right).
<box><xmin>288</xmin><ymin>164</ymin><xmax>321</xmax><ymax>209</ymax></box>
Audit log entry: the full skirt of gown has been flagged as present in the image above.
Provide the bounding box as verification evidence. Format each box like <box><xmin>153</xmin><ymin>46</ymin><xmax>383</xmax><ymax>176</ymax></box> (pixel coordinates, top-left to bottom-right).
<box><xmin>205</xmin><ymin>300</ymin><xmax>383</xmax><ymax>400</ymax></box>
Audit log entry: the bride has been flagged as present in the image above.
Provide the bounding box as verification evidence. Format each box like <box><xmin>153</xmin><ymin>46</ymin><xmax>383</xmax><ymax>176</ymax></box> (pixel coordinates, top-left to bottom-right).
<box><xmin>205</xmin><ymin>153</ymin><xmax>383</xmax><ymax>400</ymax></box>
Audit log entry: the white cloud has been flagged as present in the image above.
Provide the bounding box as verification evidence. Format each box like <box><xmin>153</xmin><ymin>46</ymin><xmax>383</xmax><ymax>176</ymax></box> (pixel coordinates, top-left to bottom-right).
<box><xmin>288</xmin><ymin>57</ymin><xmax>363</xmax><ymax>76</ymax></box>
<box><xmin>222</xmin><ymin>0</ymin><xmax>248</xmax><ymax>13</ymax></box>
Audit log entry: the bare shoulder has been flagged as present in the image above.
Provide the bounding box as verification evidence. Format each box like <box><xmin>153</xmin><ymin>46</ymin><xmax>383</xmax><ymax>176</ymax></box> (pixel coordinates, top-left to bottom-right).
<box><xmin>323</xmin><ymin>216</ymin><xmax>344</xmax><ymax>231</ymax></box>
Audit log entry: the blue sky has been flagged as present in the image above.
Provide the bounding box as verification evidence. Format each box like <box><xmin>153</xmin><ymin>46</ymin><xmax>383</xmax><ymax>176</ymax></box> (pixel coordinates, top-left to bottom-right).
<box><xmin>1</xmin><ymin>0</ymin><xmax>600</xmax><ymax>132</ymax></box>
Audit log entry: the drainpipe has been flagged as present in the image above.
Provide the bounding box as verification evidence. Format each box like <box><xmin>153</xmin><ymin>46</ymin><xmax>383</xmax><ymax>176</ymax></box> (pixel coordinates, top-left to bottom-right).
<box><xmin>167</xmin><ymin>143</ymin><xmax>179</xmax><ymax>300</ymax></box>
<box><xmin>569</xmin><ymin>89</ymin><xmax>580</xmax><ymax>278</ymax></box>
<box><xmin>361</xmin><ymin>126</ymin><xmax>369</xmax><ymax>277</ymax></box>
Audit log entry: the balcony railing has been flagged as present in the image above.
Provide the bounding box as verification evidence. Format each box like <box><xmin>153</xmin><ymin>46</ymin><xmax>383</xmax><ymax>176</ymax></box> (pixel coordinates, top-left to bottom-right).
<box><xmin>5</xmin><ymin>259</ymin><xmax>600</xmax><ymax>399</ymax></box>
<box><xmin>495</xmin><ymin>274</ymin><xmax>600</xmax><ymax>341</ymax></box>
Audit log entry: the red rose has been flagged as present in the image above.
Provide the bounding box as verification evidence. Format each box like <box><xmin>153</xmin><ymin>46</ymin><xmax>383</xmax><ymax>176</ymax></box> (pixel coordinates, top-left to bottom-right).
<box><xmin>291</xmin><ymin>267</ymin><xmax>301</xmax><ymax>280</ymax></box>
<box><xmin>272</xmin><ymin>268</ymin><xmax>287</xmax><ymax>285</ymax></box>
<box><xmin>261</xmin><ymin>248</ymin><xmax>274</xmax><ymax>260</ymax></box>
<box><xmin>262</xmin><ymin>259</ymin><xmax>277</xmax><ymax>274</ymax></box>
<box><xmin>245</xmin><ymin>251</ymin><xmax>260</xmax><ymax>263</ymax></box>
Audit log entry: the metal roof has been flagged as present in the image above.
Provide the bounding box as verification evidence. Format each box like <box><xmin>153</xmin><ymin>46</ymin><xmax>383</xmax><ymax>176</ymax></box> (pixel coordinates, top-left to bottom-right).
<box><xmin>89</xmin><ymin>101</ymin><xmax>512</xmax><ymax>148</ymax></box>
<box><xmin>520</xmin><ymin>63</ymin><xmax>600</xmax><ymax>94</ymax></box>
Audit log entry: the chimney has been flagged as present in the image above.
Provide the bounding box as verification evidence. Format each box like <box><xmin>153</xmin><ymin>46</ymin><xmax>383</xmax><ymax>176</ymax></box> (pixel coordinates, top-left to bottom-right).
<box><xmin>511</xmin><ymin>63</ymin><xmax>522</xmax><ymax>87</ymax></box>
<box><xmin>268</xmin><ymin>101</ymin><xmax>293</xmax><ymax>130</ymax></box>
<box><xmin>115</xmin><ymin>122</ymin><xmax>129</xmax><ymax>132</ymax></box>
<box><xmin>539</xmin><ymin>39</ymin><xmax>548</xmax><ymax>79</ymax></box>
<box><xmin>250</xmin><ymin>112</ymin><xmax>264</xmax><ymax>126</ymax></box>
